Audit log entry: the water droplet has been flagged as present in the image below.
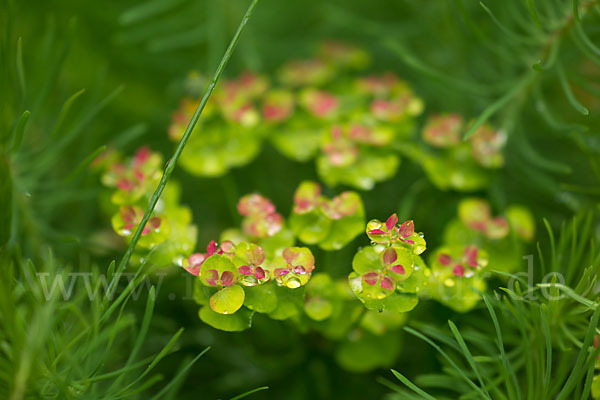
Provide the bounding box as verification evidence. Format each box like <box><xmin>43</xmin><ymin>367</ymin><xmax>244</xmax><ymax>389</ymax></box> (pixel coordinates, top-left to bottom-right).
<box><xmin>444</xmin><ymin>278</ymin><xmax>455</xmax><ymax>287</ymax></box>
<box><xmin>286</xmin><ymin>277</ymin><xmax>301</xmax><ymax>289</ymax></box>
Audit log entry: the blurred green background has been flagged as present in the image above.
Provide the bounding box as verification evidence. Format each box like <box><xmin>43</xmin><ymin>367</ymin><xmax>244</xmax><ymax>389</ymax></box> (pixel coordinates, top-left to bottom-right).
<box><xmin>3</xmin><ymin>0</ymin><xmax>600</xmax><ymax>398</ymax></box>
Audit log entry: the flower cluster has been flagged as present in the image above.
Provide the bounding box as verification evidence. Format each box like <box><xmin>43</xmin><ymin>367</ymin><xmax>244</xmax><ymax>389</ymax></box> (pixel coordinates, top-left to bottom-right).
<box><xmin>443</xmin><ymin>198</ymin><xmax>534</xmax><ymax>273</ymax></box>
<box><xmin>169</xmin><ymin>72</ymin><xmax>269</xmax><ymax>177</ymax></box>
<box><xmin>348</xmin><ymin>214</ymin><xmax>429</xmax><ymax>313</ymax></box>
<box><xmin>237</xmin><ymin>193</ymin><xmax>283</xmax><ymax>238</ymax></box>
<box><xmin>418</xmin><ymin>113</ymin><xmax>507</xmax><ymax>191</ymax></box>
<box><xmin>168</xmin><ymin>41</ymin><xmax>424</xmax><ymax>190</ymax></box>
<box><xmin>426</xmin><ymin>244</ymin><xmax>489</xmax><ymax>312</ymax></box>
<box><xmin>185</xmin><ymin>236</ymin><xmax>317</xmax><ymax>317</ymax></box>
<box><xmin>95</xmin><ymin>146</ymin><xmax>197</xmax><ymax>266</ymax></box>
<box><xmin>289</xmin><ymin>181</ymin><xmax>365</xmax><ymax>250</ymax></box>
<box><xmin>276</xmin><ymin>58</ymin><xmax>423</xmax><ymax>189</ymax></box>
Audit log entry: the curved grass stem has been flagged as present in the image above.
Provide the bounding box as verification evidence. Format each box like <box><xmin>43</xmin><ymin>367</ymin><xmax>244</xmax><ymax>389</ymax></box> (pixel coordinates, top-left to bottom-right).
<box><xmin>109</xmin><ymin>0</ymin><xmax>260</xmax><ymax>288</ymax></box>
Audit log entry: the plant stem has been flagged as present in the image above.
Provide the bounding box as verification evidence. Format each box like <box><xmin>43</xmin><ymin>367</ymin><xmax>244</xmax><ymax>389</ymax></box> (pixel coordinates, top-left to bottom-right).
<box><xmin>109</xmin><ymin>0</ymin><xmax>260</xmax><ymax>288</ymax></box>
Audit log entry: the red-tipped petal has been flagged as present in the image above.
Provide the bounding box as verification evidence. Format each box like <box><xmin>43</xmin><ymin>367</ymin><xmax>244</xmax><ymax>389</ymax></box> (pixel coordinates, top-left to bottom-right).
<box><xmin>220</xmin><ymin>271</ymin><xmax>235</xmax><ymax>286</ymax></box>
<box><xmin>207</xmin><ymin>240</ymin><xmax>218</xmax><ymax>256</ymax></box>
<box><xmin>219</xmin><ymin>240</ymin><xmax>235</xmax><ymax>254</ymax></box>
<box><xmin>368</xmin><ymin>229</ymin><xmax>386</xmax><ymax>235</ymax></box>
<box><xmin>149</xmin><ymin>217</ymin><xmax>161</xmax><ymax>229</ymax></box>
<box><xmin>188</xmin><ymin>253</ymin><xmax>207</xmax><ymax>267</ymax></box>
<box><xmin>248</xmin><ymin>245</ymin><xmax>265</xmax><ymax>265</ymax></box>
<box><xmin>238</xmin><ymin>265</ymin><xmax>253</xmax><ymax>275</ymax></box>
<box><xmin>398</xmin><ymin>220</ymin><xmax>415</xmax><ymax>237</ymax></box>
<box><xmin>438</xmin><ymin>254</ymin><xmax>452</xmax><ymax>266</ymax></box>
<box><xmin>386</xmin><ymin>214</ymin><xmax>399</xmax><ymax>231</ymax></box>
<box><xmin>134</xmin><ymin>146</ymin><xmax>151</xmax><ymax>166</ymax></box>
<box><xmin>205</xmin><ymin>269</ymin><xmax>219</xmax><ymax>286</ymax></box>
<box><xmin>253</xmin><ymin>267</ymin><xmax>266</xmax><ymax>280</ymax></box>
<box><xmin>390</xmin><ymin>264</ymin><xmax>405</xmax><ymax>274</ymax></box>
<box><xmin>363</xmin><ymin>272</ymin><xmax>379</xmax><ymax>286</ymax></box>
<box><xmin>380</xmin><ymin>276</ymin><xmax>395</xmax><ymax>290</ymax></box>
<box><xmin>116</xmin><ymin>178</ymin><xmax>133</xmax><ymax>191</ymax></box>
<box><xmin>382</xmin><ymin>248</ymin><xmax>398</xmax><ymax>266</ymax></box>
<box><xmin>452</xmin><ymin>264</ymin><xmax>465</xmax><ymax>277</ymax></box>
<box><xmin>274</xmin><ymin>267</ymin><xmax>290</xmax><ymax>277</ymax></box>
<box><xmin>464</xmin><ymin>245</ymin><xmax>478</xmax><ymax>267</ymax></box>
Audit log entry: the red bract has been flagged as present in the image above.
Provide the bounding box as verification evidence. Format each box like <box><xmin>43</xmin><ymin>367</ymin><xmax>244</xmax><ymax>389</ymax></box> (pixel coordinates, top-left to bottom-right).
<box><xmin>422</xmin><ymin>113</ymin><xmax>462</xmax><ymax>148</ymax></box>
<box><xmin>356</xmin><ymin>73</ymin><xmax>398</xmax><ymax>97</ymax></box>
<box><xmin>262</xmin><ymin>90</ymin><xmax>294</xmax><ymax>122</ymax></box>
<box><xmin>237</xmin><ymin>194</ymin><xmax>283</xmax><ymax>238</ymax></box>
<box><xmin>300</xmin><ymin>89</ymin><xmax>339</xmax><ymax>119</ymax></box>
<box><xmin>237</xmin><ymin>245</ymin><xmax>267</xmax><ymax>283</ymax></box>
<box><xmin>381</xmin><ymin>247</ymin><xmax>406</xmax><ymax>275</ymax></box>
<box><xmin>322</xmin><ymin>126</ymin><xmax>359</xmax><ymax>166</ymax></box>
<box><xmin>274</xmin><ymin>247</ymin><xmax>315</xmax><ymax>288</ymax></box>
<box><xmin>237</xmin><ymin>194</ymin><xmax>276</xmax><ymax>216</ymax></box>
<box><xmin>183</xmin><ymin>240</ymin><xmax>235</xmax><ymax>276</ymax></box>
<box><xmin>437</xmin><ymin>245</ymin><xmax>483</xmax><ymax>278</ymax></box>
<box><xmin>320</xmin><ymin>192</ymin><xmax>359</xmax><ymax>220</ymax></box>
<box><xmin>203</xmin><ymin>269</ymin><xmax>236</xmax><ymax>287</ymax></box>
<box><xmin>367</xmin><ymin>214</ymin><xmax>414</xmax><ymax>245</ymax></box>
<box><xmin>459</xmin><ymin>199</ymin><xmax>510</xmax><ymax>239</ymax></box>
<box><xmin>362</xmin><ymin>270</ymin><xmax>395</xmax><ymax>291</ymax></box>
<box><xmin>293</xmin><ymin>181</ymin><xmax>321</xmax><ymax>214</ymax></box>
<box><xmin>119</xmin><ymin>206</ymin><xmax>161</xmax><ymax>236</ymax></box>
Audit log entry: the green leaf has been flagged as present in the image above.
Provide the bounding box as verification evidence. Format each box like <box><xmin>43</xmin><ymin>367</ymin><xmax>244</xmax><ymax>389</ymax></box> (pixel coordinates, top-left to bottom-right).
<box><xmin>268</xmin><ymin>285</ymin><xmax>305</xmax><ymax>320</ymax></box>
<box><xmin>363</xmin><ymin>292</ymin><xmax>418</xmax><ymax>313</ymax></box>
<box><xmin>320</xmin><ymin>213</ymin><xmax>364</xmax><ymax>250</ymax></box>
<box><xmin>199</xmin><ymin>306</ymin><xmax>254</xmax><ymax>332</ymax></box>
<box><xmin>352</xmin><ymin>246</ymin><xmax>381</xmax><ymax>274</ymax></box>
<box><xmin>50</xmin><ymin>88</ymin><xmax>86</xmax><ymax>139</ymax></box>
<box><xmin>243</xmin><ymin>283</ymin><xmax>278</xmax><ymax>313</ymax></box>
<box><xmin>270</xmin><ymin>123</ymin><xmax>322</xmax><ymax>161</ymax></box>
<box><xmin>210</xmin><ymin>285</ymin><xmax>245</xmax><ymax>314</ymax></box>
<box><xmin>193</xmin><ymin>280</ymin><xmax>211</xmax><ymax>306</ymax></box>
<box><xmin>304</xmin><ymin>297</ymin><xmax>333</xmax><ymax>321</ymax></box>
<box><xmin>289</xmin><ymin>210</ymin><xmax>331</xmax><ymax>244</ymax></box>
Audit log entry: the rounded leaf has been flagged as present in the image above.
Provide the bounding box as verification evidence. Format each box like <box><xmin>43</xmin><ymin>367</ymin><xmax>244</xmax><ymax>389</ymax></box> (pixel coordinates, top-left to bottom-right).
<box><xmin>199</xmin><ymin>306</ymin><xmax>254</xmax><ymax>332</ymax></box>
<box><xmin>209</xmin><ymin>285</ymin><xmax>245</xmax><ymax>314</ymax></box>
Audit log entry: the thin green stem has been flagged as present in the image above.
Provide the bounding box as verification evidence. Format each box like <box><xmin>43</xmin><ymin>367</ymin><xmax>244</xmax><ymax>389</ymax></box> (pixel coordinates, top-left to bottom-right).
<box><xmin>109</xmin><ymin>0</ymin><xmax>260</xmax><ymax>288</ymax></box>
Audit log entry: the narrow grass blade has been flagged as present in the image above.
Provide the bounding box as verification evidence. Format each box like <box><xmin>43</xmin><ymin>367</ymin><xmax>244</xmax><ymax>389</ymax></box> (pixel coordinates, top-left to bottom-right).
<box><xmin>448</xmin><ymin>320</ymin><xmax>491</xmax><ymax>399</ymax></box>
<box><xmin>112</xmin><ymin>0</ymin><xmax>260</xmax><ymax>283</ymax></box>
<box><xmin>557</xmin><ymin>62</ymin><xmax>589</xmax><ymax>115</ymax></box>
<box><xmin>229</xmin><ymin>386</ymin><xmax>270</xmax><ymax>400</ymax></box>
<box><xmin>390</xmin><ymin>370</ymin><xmax>437</xmax><ymax>400</ymax></box>
<box><xmin>404</xmin><ymin>327</ymin><xmax>491</xmax><ymax>399</ymax></box>
<box><xmin>149</xmin><ymin>350</ymin><xmax>212</xmax><ymax>400</ymax></box>
<box><xmin>16</xmin><ymin>37</ymin><xmax>26</xmax><ymax>98</ymax></box>
<box><xmin>50</xmin><ymin>88</ymin><xmax>86</xmax><ymax>139</ymax></box>
<box><xmin>482</xmin><ymin>293</ymin><xmax>520</xmax><ymax>400</ymax></box>
<box><xmin>462</xmin><ymin>73</ymin><xmax>533</xmax><ymax>140</ymax></box>
<box><xmin>556</xmin><ymin>305</ymin><xmax>600</xmax><ymax>399</ymax></box>
<box><xmin>10</xmin><ymin>110</ymin><xmax>30</xmax><ymax>154</ymax></box>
